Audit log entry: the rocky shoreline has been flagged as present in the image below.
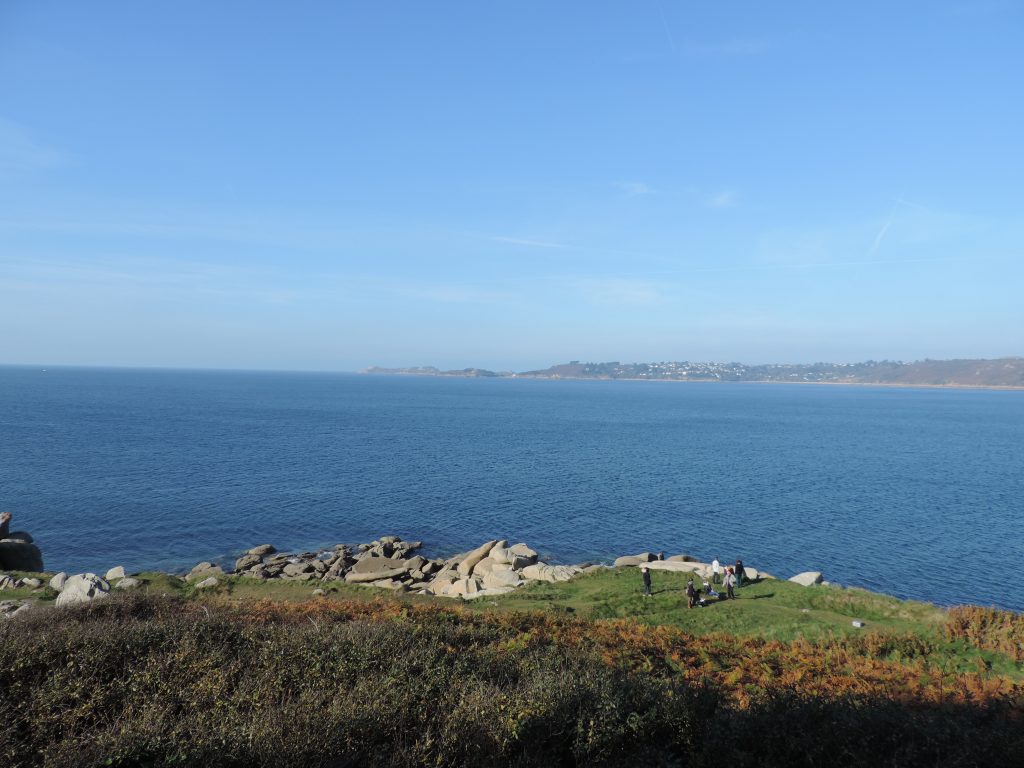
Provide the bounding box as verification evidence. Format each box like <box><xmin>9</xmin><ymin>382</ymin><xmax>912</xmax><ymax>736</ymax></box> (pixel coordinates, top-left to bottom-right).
<box><xmin>1</xmin><ymin>532</ymin><xmax>832</xmax><ymax>618</ymax></box>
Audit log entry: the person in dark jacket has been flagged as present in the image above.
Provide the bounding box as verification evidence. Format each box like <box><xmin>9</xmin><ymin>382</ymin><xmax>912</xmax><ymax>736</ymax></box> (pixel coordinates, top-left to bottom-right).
<box><xmin>735</xmin><ymin>559</ymin><xmax>744</xmax><ymax>587</ymax></box>
<box><xmin>685</xmin><ymin>578</ymin><xmax>697</xmax><ymax>608</ymax></box>
<box><xmin>641</xmin><ymin>565</ymin><xmax>652</xmax><ymax>597</ymax></box>
<box><xmin>0</xmin><ymin>511</ymin><xmax>11</xmax><ymax>539</ymax></box>
<box><xmin>724</xmin><ymin>568</ymin><xmax>736</xmax><ymax>599</ymax></box>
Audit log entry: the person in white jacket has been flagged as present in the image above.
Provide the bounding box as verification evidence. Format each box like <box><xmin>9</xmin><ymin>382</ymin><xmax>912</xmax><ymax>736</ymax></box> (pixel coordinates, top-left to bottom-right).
<box><xmin>711</xmin><ymin>557</ymin><xmax>721</xmax><ymax>584</ymax></box>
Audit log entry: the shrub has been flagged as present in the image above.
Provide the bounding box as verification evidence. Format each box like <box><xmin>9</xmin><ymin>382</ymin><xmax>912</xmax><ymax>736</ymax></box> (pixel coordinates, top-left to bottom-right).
<box><xmin>1</xmin><ymin>595</ymin><xmax>1021</xmax><ymax>767</ymax></box>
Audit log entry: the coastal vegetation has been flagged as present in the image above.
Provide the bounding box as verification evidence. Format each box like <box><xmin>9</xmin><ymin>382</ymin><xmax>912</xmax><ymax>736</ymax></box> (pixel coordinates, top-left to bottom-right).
<box><xmin>2</xmin><ymin>567</ymin><xmax>1022</xmax><ymax>767</ymax></box>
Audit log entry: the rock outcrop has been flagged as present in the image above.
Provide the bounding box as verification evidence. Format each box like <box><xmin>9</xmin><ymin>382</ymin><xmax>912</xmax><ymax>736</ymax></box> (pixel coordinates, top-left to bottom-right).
<box><xmin>613</xmin><ymin>553</ymin><xmax>659</xmax><ymax>567</ymax></box>
<box><xmin>55</xmin><ymin>573</ymin><xmax>110</xmax><ymax>607</ymax></box>
<box><xmin>0</xmin><ymin>540</ymin><xmax>44</xmax><ymax>572</ymax></box>
<box><xmin>789</xmin><ymin>571</ymin><xmax>823</xmax><ymax>587</ymax></box>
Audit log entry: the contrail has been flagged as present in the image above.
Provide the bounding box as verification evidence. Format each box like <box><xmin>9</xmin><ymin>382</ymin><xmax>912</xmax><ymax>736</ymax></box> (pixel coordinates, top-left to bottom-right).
<box><xmin>868</xmin><ymin>195</ymin><xmax>905</xmax><ymax>255</ymax></box>
<box><xmin>654</xmin><ymin>0</ymin><xmax>677</xmax><ymax>54</ymax></box>
<box><xmin>869</xmin><ymin>218</ymin><xmax>892</xmax><ymax>254</ymax></box>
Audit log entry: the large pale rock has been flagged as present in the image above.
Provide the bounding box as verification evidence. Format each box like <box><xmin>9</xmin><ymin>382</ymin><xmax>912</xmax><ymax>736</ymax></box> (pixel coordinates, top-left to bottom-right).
<box><xmin>234</xmin><ymin>554</ymin><xmax>263</xmax><ymax>572</ymax></box>
<box><xmin>789</xmin><ymin>571</ymin><xmax>823</xmax><ymax>587</ymax></box>
<box><xmin>508</xmin><ymin>543</ymin><xmax>538</xmax><ymax>564</ymax></box>
<box><xmin>55</xmin><ymin>573</ymin><xmax>110</xmax><ymax>607</ymax></box>
<box><xmin>369</xmin><ymin>578</ymin><xmax>406</xmax><ymax>591</ymax></box>
<box><xmin>1</xmin><ymin>599</ymin><xmax>30</xmax><ymax>618</ymax></box>
<box><xmin>614</xmin><ymin>553</ymin><xmax>660</xmax><ymax>567</ymax></box>
<box><xmin>186</xmin><ymin>563</ymin><xmax>224</xmax><ymax>583</ymax></box>
<box><xmin>18</xmin><ymin>577</ymin><xmax>42</xmax><ymax>589</ymax></box>
<box><xmin>666</xmin><ymin>554</ymin><xmax>697</xmax><ymax>563</ymax></box>
<box><xmin>115</xmin><ymin>577</ymin><xmax>142</xmax><ymax>590</ymax></box>
<box><xmin>432</xmin><ymin>577</ymin><xmax>482</xmax><ymax>597</ymax></box>
<box><xmin>457</xmin><ymin>540</ymin><xmax>499</xmax><ymax>577</ymax></box>
<box><xmin>472</xmin><ymin>559</ymin><xmax>497</xmax><ymax>578</ymax></box>
<box><xmin>520</xmin><ymin>564</ymin><xmax>579</xmax><ymax>583</ymax></box>
<box><xmin>490</xmin><ymin>546</ymin><xmax>536</xmax><ymax>569</ymax></box>
<box><xmin>322</xmin><ymin>557</ymin><xmax>349</xmax><ymax>581</ymax></box>
<box><xmin>49</xmin><ymin>572</ymin><xmax>68</xmax><ymax>591</ymax></box>
<box><xmin>403</xmin><ymin>555</ymin><xmax>428</xmax><ymax>571</ymax></box>
<box><xmin>489</xmin><ymin>546</ymin><xmax>515</xmax><ymax>565</ymax></box>
<box><xmin>247</xmin><ymin>544</ymin><xmax>276</xmax><ymax>557</ymax></box>
<box><xmin>0</xmin><ymin>541</ymin><xmax>44</xmax><ymax>572</ymax></box>
<box><xmin>105</xmin><ymin>566</ymin><xmax>126</xmax><ymax>581</ymax></box>
<box><xmin>743</xmin><ymin>567</ymin><xmax>759</xmax><ymax>581</ymax></box>
<box><xmin>455</xmin><ymin>577</ymin><xmax>482</xmax><ymax>596</ymax></box>
<box><xmin>283</xmin><ymin>562</ymin><xmax>314</xmax><ymax>576</ymax></box>
<box><xmin>345</xmin><ymin>567</ymin><xmax>409</xmax><ymax>583</ymax></box>
<box><xmin>351</xmin><ymin>556</ymin><xmax>411</xmax><ymax>575</ymax></box>
<box><xmin>644</xmin><ymin>561</ymin><xmax>709</xmax><ymax>574</ymax></box>
<box><xmin>429</xmin><ymin>571</ymin><xmax>459</xmax><ymax>588</ymax></box>
<box><xmin>482</xmin><ymin>569</ymin><xmax>521</xmax><ymax>590</ymax></box>
<box><xmin>194</xmin><ymin>576</ymin><xmax>220</xmax><ymax>589</ymax></box>
<box><xmin>0</xmin><ymin>574</ymin><xmax>16</xmax><ymax>591</ymax></box>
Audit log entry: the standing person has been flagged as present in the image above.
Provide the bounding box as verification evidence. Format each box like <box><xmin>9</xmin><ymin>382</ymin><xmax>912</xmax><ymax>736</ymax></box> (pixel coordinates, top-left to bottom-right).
<box><xmin>640</xmin><ymin>565</ymin><xmax>652</xmax><ymax>598</ymax></box>
<box><xmin>711</xmin><ymin>557</ymin><xmax>721</xmax><ymax>584</ymax></box>
<box><xmin>735</xmin><ymin>559</ymin><xmax>744</xmax><ymax>587</ymax></box>
<box><xmin>725</xmin><ymin>568</ymin><xmax>736</xmax><ymax>600</ymax></box>
<box><xmin>685</xmin><ymin>578</ymin><xmax>697</xmax><ymax>609</ymax></box>
<box><xmin>0</xmin><ymin>511</ymin><xmax>10</xmax><ymax>539</ymax></box>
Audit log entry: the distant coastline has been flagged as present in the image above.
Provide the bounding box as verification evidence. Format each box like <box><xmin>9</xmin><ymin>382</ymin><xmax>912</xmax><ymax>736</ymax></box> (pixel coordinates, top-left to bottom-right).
<box><xmin>363</xmin><ymin>357</ymin><xmax>1024</xmax><ymax>390</ymax></box>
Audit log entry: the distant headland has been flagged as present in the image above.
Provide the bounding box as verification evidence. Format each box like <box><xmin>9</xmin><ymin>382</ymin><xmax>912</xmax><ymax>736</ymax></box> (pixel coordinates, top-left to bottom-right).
<box><xmin>364</xmin><ymin>357</ymin><xmax>1024</xmax><ymax>389</ymax></box>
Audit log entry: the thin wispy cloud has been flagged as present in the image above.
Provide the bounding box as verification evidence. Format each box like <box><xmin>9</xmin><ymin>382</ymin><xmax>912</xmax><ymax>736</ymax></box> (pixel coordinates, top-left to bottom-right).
<box><xmin>490</xmin><ymin>236</ymin><xmax>571</xmax><ymax>249</ymax></box>
<box><xmin>615</xmin><ymin>181</ymin><xmax>655</xmax><ymax>197</ymax></box>
<box><xmin>707</xmin><ymin>190</ymin><xmax>736</xmax><ymax>208</ymax></box>
<box><xmin>653</xmin><ymin>0</ymin><xmax>677</xmax><ymax>54</ymax></box>
<box><xmin>868</xmin><ymin>219</ymin><xmax>892</xmax><ymax>254</ymax></box>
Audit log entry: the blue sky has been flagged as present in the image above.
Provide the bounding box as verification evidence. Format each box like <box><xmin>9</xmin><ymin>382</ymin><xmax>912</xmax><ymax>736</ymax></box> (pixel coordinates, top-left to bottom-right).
<box><xmin>1</xmin><ymin>1</ymin><xmax>1021</xmax><ymax>370</ymax></box>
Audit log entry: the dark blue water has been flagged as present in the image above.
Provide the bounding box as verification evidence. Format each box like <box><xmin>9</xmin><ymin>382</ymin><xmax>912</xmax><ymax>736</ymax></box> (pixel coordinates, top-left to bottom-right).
<box><xmin>1</xmin><ymin>366</ymin><xmax>1022</xmax><ymax>611</ymax></box>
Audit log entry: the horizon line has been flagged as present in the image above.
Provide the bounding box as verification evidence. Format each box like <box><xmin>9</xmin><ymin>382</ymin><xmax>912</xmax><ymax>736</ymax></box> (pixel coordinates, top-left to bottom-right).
<box><xmin>3</xmin><ymin>354</ymin><xmax>1022</xmax><ymax>377</ymax></box>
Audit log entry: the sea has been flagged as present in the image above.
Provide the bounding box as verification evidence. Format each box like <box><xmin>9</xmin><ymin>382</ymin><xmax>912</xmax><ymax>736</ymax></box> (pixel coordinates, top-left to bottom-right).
<box><xmin>1</xmin><ymin>366</ymin><xmax>1022</xmax><ymax>611</ymax></box>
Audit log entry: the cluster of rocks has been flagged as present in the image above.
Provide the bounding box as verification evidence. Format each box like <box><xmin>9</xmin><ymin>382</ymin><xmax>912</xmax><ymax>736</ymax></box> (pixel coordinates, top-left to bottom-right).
<box><xmin>48</xmin><ymin>567</ymin><xmax>143</xmax><ymax>607</ymax></box>
<box><xmin>612</xmin><ymin>552</ymin><xmax>828</xmax><ymax>587</ymax></box>
<box><xmin>0</xmin><ymin>565</ymin><xmax>142</xmax><ymax>617</ymax></box>
<box><xmin>611</xmin><ymin>552</ymin><xmax>766</xmax><ymax>582</ymax></box>
<box><xmin>187</xmin><ymin>536</ymin><xmax>580</xmax><ymax>599</ymax></box>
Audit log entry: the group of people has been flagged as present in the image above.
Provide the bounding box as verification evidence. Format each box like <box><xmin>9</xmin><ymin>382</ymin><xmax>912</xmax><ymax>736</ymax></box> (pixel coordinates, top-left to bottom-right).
<box><xmin>640</xmin><ymin>555</ymin><xmax>747</xmax><ymax>607</ymax></box>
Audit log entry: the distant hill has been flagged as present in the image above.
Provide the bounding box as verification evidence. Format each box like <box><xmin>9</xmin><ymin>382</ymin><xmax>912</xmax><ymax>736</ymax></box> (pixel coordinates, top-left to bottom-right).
<box><xmin>364</xmin><ymin>358</ymin><xmax>1024</xmax><ymax>388</ymax></box>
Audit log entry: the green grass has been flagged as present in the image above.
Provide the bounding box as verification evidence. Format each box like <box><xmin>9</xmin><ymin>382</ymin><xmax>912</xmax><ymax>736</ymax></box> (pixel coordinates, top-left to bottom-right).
<box><xmin>11</xmin><ymin>566</ymin><xmax>1022</xmax><ymax>677</ymax></box>
<box><xmin>466</xmin><ymin>569</ymin><xmax>947</xmax><ymax>641</ymax></box>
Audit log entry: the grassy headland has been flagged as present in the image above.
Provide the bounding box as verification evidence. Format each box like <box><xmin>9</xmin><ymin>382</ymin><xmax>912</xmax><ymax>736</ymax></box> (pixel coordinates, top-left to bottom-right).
<box><xmin>2</xmin><ymin>568</ymin><xmax>1022</xmax><ymax>767</ymax></box>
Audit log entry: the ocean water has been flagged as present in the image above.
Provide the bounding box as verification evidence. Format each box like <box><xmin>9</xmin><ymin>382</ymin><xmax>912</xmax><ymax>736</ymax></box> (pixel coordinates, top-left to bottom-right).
<box><xmin>1</xmin><ymin>366</ymin><xmax>1022</xmax><ymax>611</ymax></box>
